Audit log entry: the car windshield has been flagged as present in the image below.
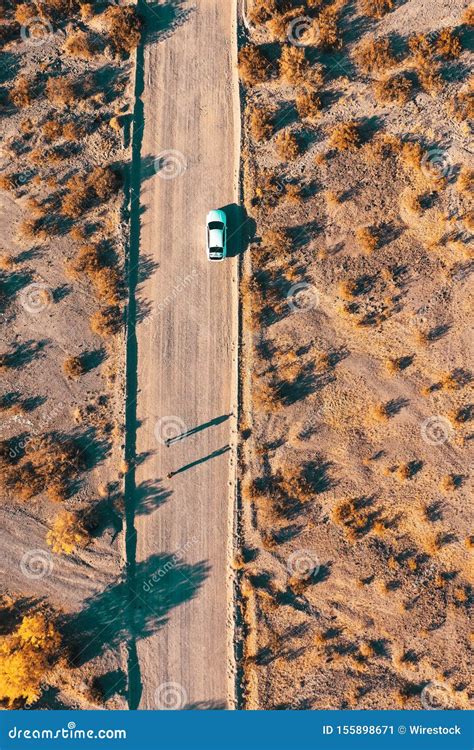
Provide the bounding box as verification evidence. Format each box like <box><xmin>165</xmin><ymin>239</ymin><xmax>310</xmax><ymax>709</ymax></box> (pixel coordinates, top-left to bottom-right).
<box><xmin>211</xmin><ymin>247</ymin><xmax>223</xmax><ymax>253</ymax></box>
<box><xmin>208</xmin><ymin>221</ymin><xmax>224</xmax><ymax>230</ymax></box>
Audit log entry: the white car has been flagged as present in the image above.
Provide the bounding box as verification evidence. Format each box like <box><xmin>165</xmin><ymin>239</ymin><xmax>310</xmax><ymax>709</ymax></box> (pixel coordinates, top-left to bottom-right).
<box><xmin>206</xmin><ymin>209</ymin><xmax>227</xmax><ymax>261</ymax></box>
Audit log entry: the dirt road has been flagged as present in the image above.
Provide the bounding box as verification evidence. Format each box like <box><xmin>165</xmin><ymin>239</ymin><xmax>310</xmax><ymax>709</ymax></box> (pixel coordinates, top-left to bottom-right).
<box><xmin>131</xmin><ymin>0</ymin><xmax>240</xmax><ymax>709</ymax></box>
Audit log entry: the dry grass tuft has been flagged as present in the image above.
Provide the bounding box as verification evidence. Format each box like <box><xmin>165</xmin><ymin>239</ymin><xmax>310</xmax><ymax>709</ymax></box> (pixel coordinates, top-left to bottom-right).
<box><xmin>275</xmin><ymin>130</ymin><xmax>300</xmax><ymax>160</ymax></box>
<box><xmin>249</xmin><ymin>103</ymin><xmax>274</xmax><ymax>141</ymax></box>
<box><xmin>296</xmin><ymin>88</ymin><xmax>321</xmax><ymax>120</ymax></box>
<box><xmin>374</xmin><ymin>73</ymin><xmax>413</xmax><ymax>105</ymax></box>
<box><xmin>10</xmin><ymin>76</ymin><xmax>32</xmax><ymax>108</ymax></box>
<box><xmin>63</xmin><ymin>30</ymin><xmax>96</xmax><ymax>59</ymax></box>
<box><xmin>457</xmin><ymin>167</ymin><xmax>473</xmax><ymax>195</ymax></box>
<box><xmin>45</xmin><ymin>76</ymin><xmax>75</xmax><ymax>108</ymax></box>
<box><xmin>103</xmin><ymin>5</ymin><xmax>143</xmax><ymax>57</ymax></box>
<box><xmin>353</xmin><ymin>36</ymin><xmax>396</xmax><ymax>74</ymax></box>
<box><xmin>47</xmin><ymin>511</ymin><xmax>89</xmax><ymax>555</ymax></box>
<box><xmin>359</xmin><ymin>0</ymin><xmax>394</xmax><ymax>19</ymax></box>
<box><xmin>355</xmin><ymin>225</ymin><xmax>378</xmax><ymax>254</ymax></box>
<box><xmin>329</xmin><ymin>121</ymin><xmax>360</xmax><ymax>151</ymax></box>
<box><xmin>435</xmin><ymin>27</ymin><xmax>462</xmax><ymax>59</ymax></box>
<box><xmin>238</xmin><ymin>45</ymin><xmax>270</xmax><ymax>86</ymax></box>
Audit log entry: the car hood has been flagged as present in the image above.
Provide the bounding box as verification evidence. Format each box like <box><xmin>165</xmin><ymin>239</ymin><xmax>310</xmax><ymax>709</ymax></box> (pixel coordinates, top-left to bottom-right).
<box><xmin>207</xmin><ymin>209</ymin><xmax>226</xmax><ymax>225</ymax></box>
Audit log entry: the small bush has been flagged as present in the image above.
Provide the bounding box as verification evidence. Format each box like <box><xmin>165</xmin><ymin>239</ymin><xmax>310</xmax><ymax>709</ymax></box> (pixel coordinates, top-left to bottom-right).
<box><xmin>463</xmin><ymin>5</ymin><xmax>474</xmax><ymax>25</ymax></box>
<box><xmin>355</xmin><ymin>226</ymin><xmax>378</xmax><ymax>253</ymax></box>
<box><xmin>63</xmin><ymin>30</ymin><xmax>96</xmax><ymax>59</ymax></box>
<box><xmin>296</xmin><ymin>88</ymin><xmax>321</xmax><ymax>120</ymax></box>
<box><xmin>262</xmin><ymin>228</ymin><xmax>292</xmax><ymax>254</ymax></box>
<box><xmin>435</xmin><ymin>28</ymin><xmax>462</xmax><ymax>59</ymax></box>
<box><xmin>47</xmin><ymin>511</ymin><xmax>89</xmax><ymax>555</ymax></box>
<box><xmin>284</xmin><ymin>183</ymin><xmax>303</xmax><ymax>204</ymax></box>
<box><xmin>374</xmin><ymin>73</ymin><xmax>413</xmax><ymax>105</ymax></box>
<box><xmin>417</xmin><ymin>65</ymin><xmax>443</xmax><ymax>95</ymax></box>
<box><xmin>15</xmin><ymin>4</ymin><xmax>37</xmax><ymax>25</ymax></box>
<box><xmin>63</xmin><ymin>355</ymin><xmax>85</xmax><ymax>379</ymax></box>
<box><xmin>449</xmin><ymin>91</ymin><xmax>474</xmax><ymax>122</ymax></box>
<box><xmin>103</xmin><ymin>5</ymin><xmax>143</xmax><ymax>57</ymax></box>
<box><xmin>248</xmin><ymin>0</ymin><xmax>277</xmax><ymax>25</ymax></box>
<box><xmin>359</xmin><ymin>0</ymin><xmax>394</xmax><ymax>19</ymax></box>
<box><xmin>457</xmin><ymin>167</ymin><xmax>473</xmax><ymax>195</ymax></box>
<box><xmin>239</xmin><ymin>44</ymin><xmax>270</xmax><ymax>85</ymax></box>
<box><xmin>353</xmin><ymin>36</ymin><xmax>395</xmax><ymax>74</ymax></box>
<box><xmin>249</xmin><ymin>104</ymin><xmax>273</xmax><ymax>141</ymax></box>
<box><xmin>90</xmin><ymin>306</ymin><xmax>122</xmax><ymax>337</ymax></box>
<box><xmin>279</xmin><ymin>45</ymin><xmax>309</xmax><ymax>85</ymax></box>
<box><xmin>329</xmin><ymin>121</ymin><xmax>360</xmax><ymax>151</ymax></box>
<box><xmin>317</xmin><ymin>9</ymin><xmax>342</xmax><ymax>50</ymax></box>
<box><xmin>275</xmin><ymin>129</ymin><xmax>300</xmax><ymax>160</ymax></box>
<box><xmin>45</xmin><ymin>76</ymin><xmax>75</xmax><ymax>108</ymax></box>
<box><xmin>10</xmin><ymin>76</ymin><xmax>32</xmax><ymax>108</ymax></box>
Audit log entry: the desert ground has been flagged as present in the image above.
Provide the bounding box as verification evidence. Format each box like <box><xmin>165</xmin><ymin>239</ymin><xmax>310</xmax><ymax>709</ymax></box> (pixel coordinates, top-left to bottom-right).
<box><xmin>237</xmin><ymin>0</ymin><xmax>473</xmax><ymax>710</ymax></box>
<box><xmin>0</xmin><ymin>0</ymin><xmax>139</xmax><ymax>709</ymax></box>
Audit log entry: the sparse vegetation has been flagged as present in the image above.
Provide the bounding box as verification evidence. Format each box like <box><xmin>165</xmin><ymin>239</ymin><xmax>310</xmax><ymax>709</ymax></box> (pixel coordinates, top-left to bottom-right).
<box><xmin>374</xmin><ymin>73</ymin><xmax>413</xmax><ymax>105</ymax></box>
<box><xmin>238</xmin><ymin>45</ymin><xmax>270</xmax><ymax>85</ymax></box>
<box><xmin>47</xmin><ymin>511</ymin><xmax>90</xmax><ymax>555</ymax></box>
<box><xmin>329</xmin><ymin>121</ymin><xmax>360</xmax><ymax>151</ymax></box>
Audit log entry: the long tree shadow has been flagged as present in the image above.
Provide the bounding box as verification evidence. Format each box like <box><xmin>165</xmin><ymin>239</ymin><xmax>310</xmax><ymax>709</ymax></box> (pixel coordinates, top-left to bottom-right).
<box><xmin>140</xmin><ymin>1</ymin><xmax>194</xmax><ymax>45</ymax></box>
<box><xmin>63</xmin><ymin>554</ymin><xmax>209</xmax><ymax>666</ymax></box>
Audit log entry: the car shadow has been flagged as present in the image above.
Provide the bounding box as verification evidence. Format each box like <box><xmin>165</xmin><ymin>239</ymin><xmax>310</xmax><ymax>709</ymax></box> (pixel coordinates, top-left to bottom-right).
<box><xmin>220</xmin><ymin>203</ymin><xmax>256</xmax><ymax>258</ymax></box>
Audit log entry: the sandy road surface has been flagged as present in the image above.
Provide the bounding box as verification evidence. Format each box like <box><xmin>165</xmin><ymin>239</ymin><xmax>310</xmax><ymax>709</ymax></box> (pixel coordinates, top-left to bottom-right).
<box><xmin>133</xmin><ymin>0</ymin><xmax>239</xmax><ymax>709</ymax></box>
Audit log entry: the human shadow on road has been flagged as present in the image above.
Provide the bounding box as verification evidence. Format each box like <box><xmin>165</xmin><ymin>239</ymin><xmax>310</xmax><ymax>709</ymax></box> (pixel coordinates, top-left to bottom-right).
<box><xmin>221</xmin><ymin>203</ymin><xmax>256</xmax><ymax>258</ymax></box>
<box><xmin>166</xmin><ymin>414</ymin><xmax>231</xmax><ymax>445</ymax></box>
<box><xmin>169</xmin><ymin>446</ymin><xmax>231</xmax><ymax>476</ymax></box>
<box><xmin>63</xmin><ymin>554</ymin><xmax>209</xmax><ymax>667</ymax></box>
